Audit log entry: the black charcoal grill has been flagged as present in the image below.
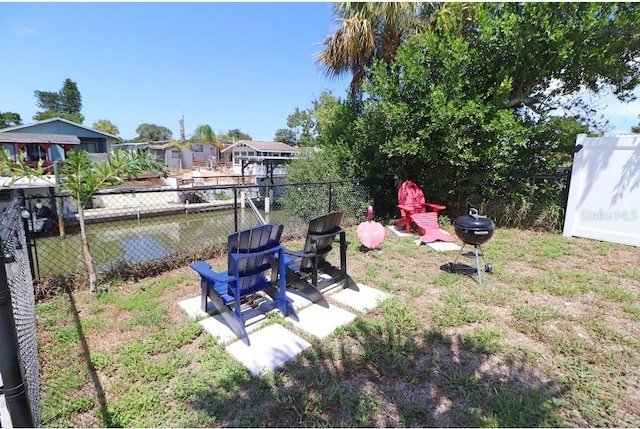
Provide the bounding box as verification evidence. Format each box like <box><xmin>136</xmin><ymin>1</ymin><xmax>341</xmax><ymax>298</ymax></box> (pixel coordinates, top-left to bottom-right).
<box><xmin>446</xmin><ymin>208</ymin><xmax>495</xmax><ymax>285</ymax></box>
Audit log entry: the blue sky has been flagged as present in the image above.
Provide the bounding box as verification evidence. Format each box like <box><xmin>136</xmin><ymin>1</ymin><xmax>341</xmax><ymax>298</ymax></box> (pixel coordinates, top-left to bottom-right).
<box><xmin>1</xmin><ymin>2</ymin><xmax>349</xmax><ymax>141</ymax></box>
<box><xmin>2</xmin><ymin>2</ymin><xmax>639</xmax><ymax>140</ymax></box>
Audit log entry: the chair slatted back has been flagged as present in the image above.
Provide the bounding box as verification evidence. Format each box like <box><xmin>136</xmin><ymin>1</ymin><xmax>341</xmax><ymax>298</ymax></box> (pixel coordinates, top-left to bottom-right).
<box><xmin>228</xmin><ymin>223</ymin><xmax>283</xmax><ymax>295</ymax></box>
<box><xmin>398</xmin><ymin>180</ymin><xmax>426</xmax><ymax>208</ymax></box>
<box><xmin>301</xmin><ymin>211</ymin><xmax>345</xmax><ymax>270</ymax></box>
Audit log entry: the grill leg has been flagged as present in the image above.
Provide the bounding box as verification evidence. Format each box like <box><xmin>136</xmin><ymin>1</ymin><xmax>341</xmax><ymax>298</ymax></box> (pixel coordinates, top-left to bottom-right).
<box><xmin>452</xmin><ymin>243</ymin><xmax>466</xmax><ymax>266</ymax></box>
<box><xmin>474</xmin><ymin>245</ymin><xmax>483</xmax><ymax>285</ymax></box>
<box><xmin>449</xmin><ymin>242</ymin><xmax>490</xmax><ymax>285</ymax></box>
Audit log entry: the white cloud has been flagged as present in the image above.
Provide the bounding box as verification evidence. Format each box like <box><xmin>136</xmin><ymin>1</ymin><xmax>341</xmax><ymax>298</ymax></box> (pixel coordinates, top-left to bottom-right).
<box><xmin>12</xmin><ymin>25</ymin><xmax>37</xmax><ymax>37</ymax></box>
<box><xmin>552</xmin><ymin>84</ymin><xmax>640</xmax><ymax>135</ymax></box>
<box><xmin>596</xmin><ymin>90</ymin><xmax>640</xmax><ymax>135</ymax></box>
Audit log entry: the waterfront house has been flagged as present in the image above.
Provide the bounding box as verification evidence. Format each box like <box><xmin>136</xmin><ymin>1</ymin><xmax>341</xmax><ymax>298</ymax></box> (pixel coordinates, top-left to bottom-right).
<box><xmin>0</xmin><ymin>117</ymin><xmax>118</xmax><ymax>164</ymax></box>
<box><xmin>0</xmin><ymin>117</ymin><xmax>118</xmax><ymax>208</ymax></box>
<box><xmin>221</xmin><ymin>140</ymin><xmax>300</xmax><ymax>178</ymax></box>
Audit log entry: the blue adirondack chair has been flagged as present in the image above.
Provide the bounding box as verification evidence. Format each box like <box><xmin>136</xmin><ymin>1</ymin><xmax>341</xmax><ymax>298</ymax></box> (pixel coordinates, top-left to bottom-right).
<box><xmin>283</xmin><ymin>211</ymin><xmax>358</xmax><ymax>307</ymax></box>
<box><xmin>191</xmin><ymin>223</ymin><xmax>298</xmax><ymax>345</ymax></box>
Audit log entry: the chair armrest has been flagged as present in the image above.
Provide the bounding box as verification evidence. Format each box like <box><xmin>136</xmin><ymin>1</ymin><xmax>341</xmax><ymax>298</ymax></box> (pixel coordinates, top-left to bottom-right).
<box><xmin>398</xmin><ymin>203</ymin><xmax>426</xmax><ymax>212</ymax></box>
<box><xmin>284</xmin><ymin>248</ymin><xmax>316</xmax><ymax>259</ymax></box>
<box><xmin>425</xmin><ymin>202</ymin><xmax>446</xmax><ymax>211</ymax></box>
<box><xmin>229</xmin><ymin>244</ymin><xmax>284</xmax><ymax>263</ymax></box>
<box><xmin>308</xmin><ymin>228</ymin><xmax>343</xmax><ymax>241</ymax></box>
<box><xmin>274</xmin><ymin>253</ymin><xmax>295</xmax><ymax>266</ymax></box>
<box><xmin>190</xmin><ymin>261</ymin><xmax>235</xmax><ymax>283</ymax></box>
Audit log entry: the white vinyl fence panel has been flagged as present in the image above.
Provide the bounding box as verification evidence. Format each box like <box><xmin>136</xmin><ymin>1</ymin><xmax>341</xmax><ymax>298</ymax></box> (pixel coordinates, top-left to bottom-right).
<box><xmin>563</xmin><ymin>134</ymin><xmax>640</xmax><ymax>247</ymax></box>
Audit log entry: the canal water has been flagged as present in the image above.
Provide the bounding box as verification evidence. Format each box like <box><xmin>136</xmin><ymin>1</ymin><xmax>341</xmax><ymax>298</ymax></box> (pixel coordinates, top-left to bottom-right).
<box><xmin>33</xmin><ymin>207</ymin><xmax>300</xmax><ymax>278</ymax></box>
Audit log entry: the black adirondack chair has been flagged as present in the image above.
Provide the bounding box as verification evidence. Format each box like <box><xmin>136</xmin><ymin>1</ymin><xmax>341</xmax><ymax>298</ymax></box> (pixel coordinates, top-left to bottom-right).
<box><xmin>283</xmin><ymin>211</ymin><xmax>358</xmax><ymax>307</ymax></box>
<box><xmin>191</xmin><ymin>223</ymin><xmax>298</xmax><ymax>345</ymax></box>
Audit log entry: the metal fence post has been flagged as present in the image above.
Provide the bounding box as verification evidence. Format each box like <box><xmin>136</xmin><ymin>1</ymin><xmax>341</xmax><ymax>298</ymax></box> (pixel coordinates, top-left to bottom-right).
<box><xmin>20</xmin><ymin>205</ymin><xmax>37</xmax><ymax>282</ymax></box>
<box><xmin>53</xmin><ymin>160</ymin><xmax>66</xmax><ymax>238</ymax></box>
<box><xmin>234</xmin><ymin>188</ymin><xmax>238</xmax><ymax>232</ymax></box>
<box><xmin>328</xmin><ymin>182</ymin><xmax>333</xmax><ymax>213</ymax></box>
<box><xmin>0</xmin><ymin>262</ymin><xmax>35</xmax><ymax>428</ymax></box>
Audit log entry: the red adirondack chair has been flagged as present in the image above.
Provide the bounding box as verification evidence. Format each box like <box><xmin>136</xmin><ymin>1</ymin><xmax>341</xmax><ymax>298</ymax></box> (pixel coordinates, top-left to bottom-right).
<box><xmin>396</xmin><ymin>180</ymin><xmax>446</xmax><ymax>233</ymax></box>
<box><xmin>410</xmin><ymin>212</ymin><xmax>455</xmax><ymax>243</ymax></box>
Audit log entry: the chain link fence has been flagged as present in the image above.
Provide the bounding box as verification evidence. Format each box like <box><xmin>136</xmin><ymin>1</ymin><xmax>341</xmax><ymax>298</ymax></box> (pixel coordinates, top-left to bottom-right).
<box><xmin>1</xmin><ymin>197</ymin><xmax>41</xmax><ymax>427</ymax></box>
<box><xmin>25</xmin><ymin>180</ymin><xmax>370</xmax><ymax>290</ymax></box>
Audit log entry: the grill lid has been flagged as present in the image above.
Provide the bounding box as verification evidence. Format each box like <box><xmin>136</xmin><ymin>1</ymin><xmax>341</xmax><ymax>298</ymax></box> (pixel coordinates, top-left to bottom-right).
<box><xmin>453</xmin><ymin>208</ymin><xmax>495</xmax><ymax>231</ymax></box>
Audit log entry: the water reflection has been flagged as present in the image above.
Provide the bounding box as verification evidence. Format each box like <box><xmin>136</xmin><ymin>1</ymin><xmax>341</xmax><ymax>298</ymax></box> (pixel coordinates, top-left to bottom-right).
<box><xmin>121</xmin><ymin>237</ymin><xmax>170</xmax><ymax>263</ymax></box>
<box><xmin>34</xmin><ymin>208</ymin><xmax>296</xmax><ymax>278</ymax></box>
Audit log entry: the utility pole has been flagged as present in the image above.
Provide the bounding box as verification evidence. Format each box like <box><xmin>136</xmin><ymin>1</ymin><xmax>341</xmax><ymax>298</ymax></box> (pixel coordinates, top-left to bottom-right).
<box><xmin>179</xmin><ymin>115</ymin><xmax>185</xmax><ymax>144</ymax></box>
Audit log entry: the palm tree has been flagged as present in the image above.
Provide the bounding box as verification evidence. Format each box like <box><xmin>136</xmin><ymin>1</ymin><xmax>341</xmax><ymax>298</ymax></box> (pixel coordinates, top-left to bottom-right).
<box><xmin>316</xmin><ymin>2</ymin><xmax>439</xmax><ymax>96</ymax></box>
<box><xmin>191</xmin><ymin>124</ymin><xmax>216</xmax><ymax>146</ymax></box>
<box><xmin>191</xmin><ymin>124</ymin><xmax>224</xmax><ymax>165</ymax></box>
<box><xmin>92</xmin><ymin>119</ymin><xmax>119</xmax><ymax>136</ymax></box>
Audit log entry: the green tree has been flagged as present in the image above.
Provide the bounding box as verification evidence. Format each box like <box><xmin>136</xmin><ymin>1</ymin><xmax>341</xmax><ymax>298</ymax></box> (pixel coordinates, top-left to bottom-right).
<box><xmin>108</xmin><ymin>149</ymin><xmax>168</xmax><ymax>181</ymax></box>
<box><xmin>0</xmin><ymin>111</ymin><xmax>22</xmax><ymax>129</ymax></box>
<box><xmin>34</xmin><ymin>78</ymin><xmax>84</xmax><ymax>123</ymax></box>
<box><xmin>274</xmin><ymin>128</ymin><xmax>297</xmax><ymax>145</ymax></box>
<box><xmin>328</xmin><ymin>2</ymin><xmax>640</xmax><ymax>215</ymax></box>
<box><xmin>92</xmin><ymin>119</ymin><xmax>119</xmax><ymax>136</ymax></box>
<box><xmin>33</xmin><ymin>90</ymin><xmax>59</xmax><ymax>112</ymax></box>
<box><xmin>317</xmin><ymin>2</ymin><xmax>436</xmax><ymax>96</ymax></box>
<box><xmin>62</xmin><ymin>151</ymin><xmax>124</xmax><ymax>292</ymax></box>
<box><xmin>284</xmin><ymin>90</ymin><xmax>347</xmax><ymax>148</ymax></box>
<box><xmin>218</xmin><ymin>128</ymin><xmax>251</xmax><ymax>142</ymax></box>
<box><xmin>471</xmin><ymin>3</ymin><xmax>640</xmax><ymax>128</ymax></box>
<box><xmin>33</xmin><ymin>110</ymin><xmax>84</xmax><ymax>124</ymax></box>
<box><xmin>191</xmin><ymin>124</ymin><xmax>223</xmax><ymax>150</ymax></box>
<box><xmin>311</xmin><ymin>90</ymin><xmax>344</xmax><ymax>147</ymax></box>
<box><xmin>59</xmin><ymin>78</ymin><xmax>82</xmax><ymax>115</ymax></box>
<box><xmin>287</xmin><ymin>107</ymin><xmax>315</xmax><ymax>146</ymax></box>
<box><xmin>135</xmin><ymin>123</ymin><xmax>173</xmax><ymax>142</ymax></box>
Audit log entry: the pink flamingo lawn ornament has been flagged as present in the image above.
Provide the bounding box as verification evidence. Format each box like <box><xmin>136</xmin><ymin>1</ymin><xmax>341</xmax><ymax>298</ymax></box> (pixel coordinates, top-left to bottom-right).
<box><xmin>357</xmin><ymin>206</ymin><xmax>386</xmax><ymax>250</ymax></box>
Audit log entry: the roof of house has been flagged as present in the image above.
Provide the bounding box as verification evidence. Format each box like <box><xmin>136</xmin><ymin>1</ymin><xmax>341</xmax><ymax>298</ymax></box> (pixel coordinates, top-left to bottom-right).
<box><xmin>221</xmin><ymin>140</ymin><xmax>300</xmax><ymax>153</ymax></box>
<box><xmin>114</xmin><ymin>142</ymin><xmax>150</xmax><ymax>150</ymax></box>
<box><xmin>0</xmin><ymin>117</ymin><xmax>119</xmax><ymax>139</ymax></box>
<box><xmin>0</xmin><ymin>132</ymin><xmax>80</xmax><ymax>145</ymax></box>
<box><xmin>147</xmin><ymin>142</ymin><xmax>175</xmax><ymax>150</ymax></box>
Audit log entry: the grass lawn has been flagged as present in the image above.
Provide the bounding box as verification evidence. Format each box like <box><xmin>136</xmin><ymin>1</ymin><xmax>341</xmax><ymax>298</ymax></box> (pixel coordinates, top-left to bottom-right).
<box><xmin>36</xmin><ymin>225</ymin><xmax>640</xmax><ymax>427</ymax></box>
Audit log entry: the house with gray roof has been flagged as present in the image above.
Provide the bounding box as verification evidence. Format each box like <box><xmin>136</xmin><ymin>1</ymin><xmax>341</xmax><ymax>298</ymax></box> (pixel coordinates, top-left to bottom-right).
<box><xmin>0</xmin><ymin>117</ymin><xmax>118</xmax><ymax>166</ymax></box>
<box><xmin>0</xmin><ymin>117</ymin><xmax>119</xmax><ymax>206</ymax></box>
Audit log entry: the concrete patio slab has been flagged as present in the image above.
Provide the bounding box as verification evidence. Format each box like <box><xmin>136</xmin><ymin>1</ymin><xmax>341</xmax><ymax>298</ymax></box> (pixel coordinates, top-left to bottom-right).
<box><xmin>330</xmin><ymin>283</ymin><xmax>390</xmax><ymax>313</ymax></box>
<box><xmin>316</xmin><ymin>273</ymin><xmax>348</xmax><ymax>296</ymax></box>
<box><xmin>289</xmin><ymin>304</ymin><xmax>356</xmax><ymax>340</ymax></box>
<box><xmin>425</xmin><ymin>241</ymin><xmax>462</xmax><ymax>252</ymax></box>
<box><xmin>387</xmin><ymin>225</ymin><xmax>414</xmax><ymax>237</ymax></box>
<box><xmin>178</xmin><ymin>295</ymin><xmax>211</xmax><ymax>319</ymax></box>
<box><xmin>198</xmin><ymin>313</ymin><xmax>267</xmax><ymax>345</ymax></box>
<box><xmin>179</xmin><ymin>294</ymin><xmax>285</xmax><ymax>344</ymax></box>
<box><xmin>286</xmin><ymin>288</ymin><xmax>315</xmax><ymax>311</ymax></box>
<box><xmin>178</xmin><ymin>280</ymin><xmax>387</xmax><ymax>374</ymax></box>
<box><xmin>180</xmin><ymin>290</ymin><xmax>316</xmax><ymax>315</ymax></box>
<box><xmin>225</xmin><ymin>324</ymin><xmax>311</xmax><ymax>376</ymax></box>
